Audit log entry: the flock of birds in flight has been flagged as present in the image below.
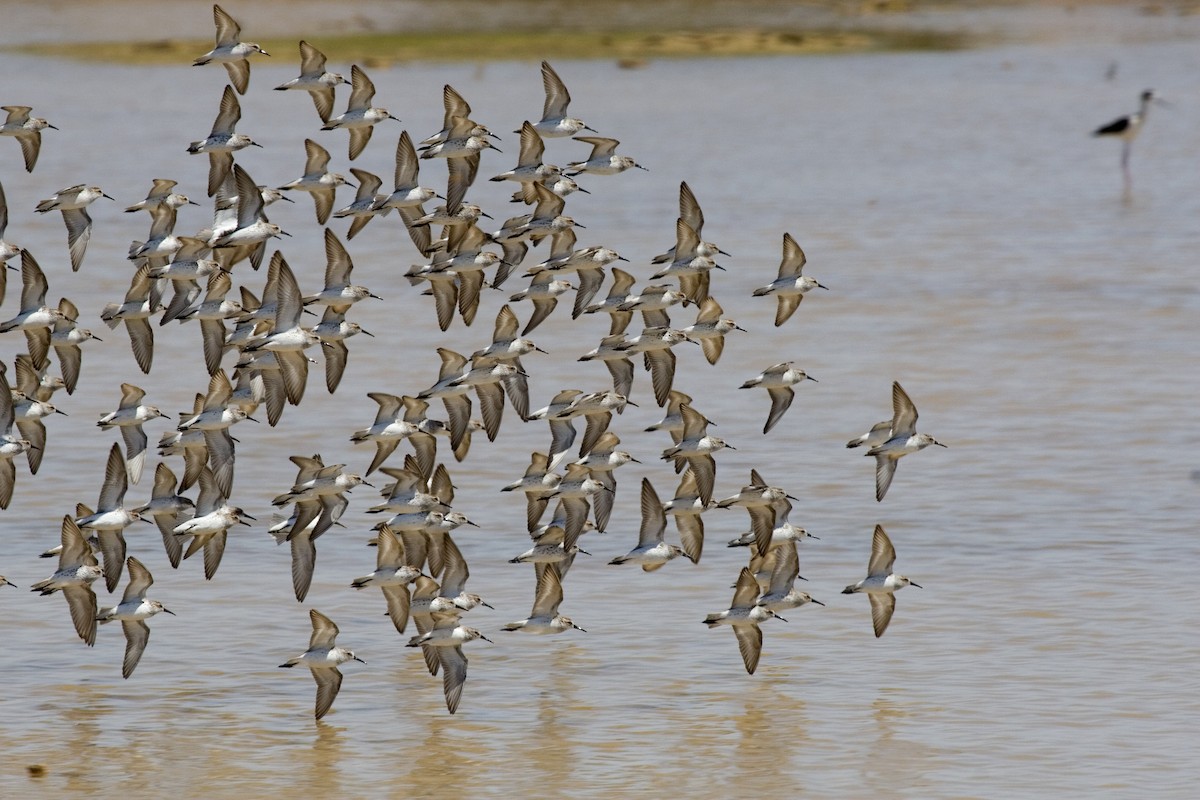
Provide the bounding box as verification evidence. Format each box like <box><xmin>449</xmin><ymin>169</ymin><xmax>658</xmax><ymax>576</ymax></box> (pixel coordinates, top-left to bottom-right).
<box><xmin>2</xmin><ymin>4</ymin><xmax>1152</xmax><ymax>720</ymax></box>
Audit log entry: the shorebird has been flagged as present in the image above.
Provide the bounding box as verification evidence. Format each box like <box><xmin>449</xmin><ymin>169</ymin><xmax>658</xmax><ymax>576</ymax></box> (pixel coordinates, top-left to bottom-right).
<box><xmin>32</xmin><ymin>516</ymin><xmax>102</xmax><ymax>646</ymax></box>
<box><xmin>133</xmin><ymin>462</ymin><xmax>195</xmax><ymax>569</ymax></box>
<box><xmin>125</xmin><ymin>178</ymin><xmax>197</xmax><ymax>214</ymax></box>
<box><xmin>752</xmin><ymin>232</ymin><xmax>827</xmax><ymax>327</ymax></box>
<box><xmin>608</xmin><ymin>478</ymin><xmax>692</xmax><ymax>571</ymax></box>
<box><xmin>1093</xmin><ymin>89</ymin><xmax>1164</xmax><ymax>192</ymax></box>
<box><xmin>193</xmin><ymin>4</ymin><xmax>269</xmax><ymax>95</ymax></box>
<box><xmin>322</xmin><ymin>65</ymin><xmax>399</xmax><ymax>160</ymax></box>
<box><xmin>501</xmin><ymin>564</ymin><xmax>585</xmax><ymax>634</ymax></box>
<box><xmin>34</xmin><ymin>184</ymin><xmax>113</xmax><ymax>271</ymax></box>
<box><xmin>842</xmin><ymin>525</ymin><xmax>920</xmax><ymax>637</ymax></box>
<box><xmin>866</xmin><ymin>381</ymin><xmax>946</xmax><ymax>502</ymax></box>
<box><xmin>97</xmin><ymin>557</ymin><xmax>175</xmax><ymax>678</ymax></box>
<box><xmin>0</xmin><ymin>105</ymin><xmax>56</xmax><ymax>172</ymax></box>
<box><xmin>97</xmin><ymin>383</ymin><xmax>169</xmax><ymax>487</ymax></box>
<box><xmin>405</xmin><ymin>612</ymin><xmax>491</xmax><ymax>715</ymax></box>
<box><xmin>566</xmin><ymin>137</ymin><xmax>647</xmax><ymax>176</ymax></box>
<box><xmin>757</xmin><ymin>542</ymin><xmax>823</xmax><ymax>615</ymax></box>
<box><xmin>101</xmin><ymin>264</ymin><xmax>162</xmax><ymax>374</ymax></box>
<box><xmin>187</xmin><ymin>85</ymin><xmax>262</xmax><ymax>197</ymax></box>
<box><xmin>275</xmin><ymin>40</ymin><xmax>345</xmax><ymax>122</ymax></box>
<box><xmin>350</xmin><ymin>526</ymin><xmax>422</xmax><ymax>634</ymax></box>
<box><xmin>0</xmin><ymin>180</ymin><xmax>20</xmax><ymax>273</ymax></box>
<box><xmin>280</xmin><ymin>609</ymin><xmax>364</xmax><ymax>720</ymax></box>
<box><xmin>738</xmin><ymin>362</ymin><xmax>817</xmax><ymax>435</ymax></box>
<box><xmin>76</xmin><ymin>444</ymin><xmax>143</xmax><ymax>592</ymax></box>
<box><xmin>703</xmin><ymin>567</ymin><xmax>784</xmax><ymax>675</ymax></box>
<box><xmin>277</xmin><ymin>139</ymin><xmax>352</xmax><ymax>225</ymax></box>
<box><xmin>173</xmin><ymin>466</ymin><xmax>254</xmax><ymax>580</ymax></box>
<box><xmin>531</xmin><ymin>61</ymin><xmax>596</xmax><ymax>138</ymax></box>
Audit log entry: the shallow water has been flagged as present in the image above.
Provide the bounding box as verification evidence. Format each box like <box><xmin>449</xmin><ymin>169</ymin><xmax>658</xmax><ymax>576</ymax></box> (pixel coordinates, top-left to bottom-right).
<box><xmin>0</xmin><ymin>16</ymin><xmax>1198</xmax><ymax>799</ymax></box>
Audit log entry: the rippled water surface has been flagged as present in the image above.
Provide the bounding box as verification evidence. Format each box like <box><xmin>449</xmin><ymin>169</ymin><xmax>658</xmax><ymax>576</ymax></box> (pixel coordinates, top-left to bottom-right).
<box><xmin>0</xmin><ymin>20</ymin><xmax>1198</xmax><ymax>799</ymax></box>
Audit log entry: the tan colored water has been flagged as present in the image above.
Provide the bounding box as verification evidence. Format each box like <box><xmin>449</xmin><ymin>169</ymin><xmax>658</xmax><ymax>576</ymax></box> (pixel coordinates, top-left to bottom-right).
<box><xmin>0</xmin><ymin>10</ymin><xmax>1197</xmax><ymax>798</ymax></box>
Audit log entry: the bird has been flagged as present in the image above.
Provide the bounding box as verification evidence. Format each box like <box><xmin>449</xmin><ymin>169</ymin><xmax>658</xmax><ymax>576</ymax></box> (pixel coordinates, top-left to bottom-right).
<box><xmin>275</xmin><ymin>40</ymin><xmax>345</xmax><ymax>122</ymax></box>
<box><xmin>502</xmin><ymin>564</ymin><xmax>585</xmax><ymax>634</ymax></box>
<box><xmin>124</xmin><ymin>178</ymin><xmax>197</xmax><ymax>214</ymax></box>
<box><xmin>31</xmin><ymin>516</ymin><xmax>102</xmax><ymax>646</ymax></box>
<box><xmin>277</xmin><ymin>139</ymin><xmax>352</xmax><ymax>225</ymax></box>
<box><xmin>100</xmin><ymin>264</ymin><xmax>162</xmax><ymax>374</ymax></box>
<box><xmin>210</xmin><ymin>165</ymin><xmax>290</xmax><ymax>270</ymax></box>
<box><xmin>608</xmin><ymin>478</ymin><xmax>692</xmax><ymax>571</ymax></box>
<box><xmin>133</xmin><ymin>462</ymin><xmax>195</xmax><ymax>569</ymax></box>
<box><xmin>703</xmin><ymin>567</ymin><xmax>784</xmax><ymax>675</ymax></box>
<box><xmin>350</xmin><ymin>526</ymin><xmax>422</xmax><ymax>634</ymax></box>
<box><xmin>187</xmin><ymin>85</ymin><xmax>262</xmax><ymax>197</ymax></box>
<box><xmin>842</xmin><ymin>525</ymin><xmax>920</xmax><ymax>637</ymax></box>
<box><xmin>1093</xmin><ymin>89</ymin><xmax>1163</xmax><ymax>192</ymax></box>
<box><xmin>566</xmin><ymin>137</ymin><xmax>647</xmax><ymax>176</ymax></box>
<box><xmin>96</xmin><ymin>383</ymin><xmax>168</xmax><ymax>487</ymax></box>
<box><xmin>0</xmin><ymin>179</ymin><xmax>21</xmax><ymax>274</ymax></box>
<box><xmin>0</xmin><ymin>105</ymin><xmax>57</xmax><ymax>172</ymax></box>
<box><xmin>531</xmin><ymin>61</ymin><xmax>596</xmax><ymax>138</ymax></box>
<box><xmin>738</xmin><ymin>362</ymin><xmax>817</xmax><ymax>435</ymax></box>
<box><xmin>682</xmin><ymin>297</ymin><xmax>744</xmax><ymax>365</ymax></box>
<box><xmin>322</xmin><ymin>64</ymin><xmax>399</xmax><ymax>161</ymax></box>
<box><xmin>756</xmin><ymin>542</ymin><xmax>823</xmax><ymax>615</ymax></box>
<box><xmin>752</xmin><ymin>232</ymin><xmax>827</xmax><ymax>327</ymax></box>
<box><xmin>173</xmin><ymin>466</ymin><xmax>254</xmax><ymax>580</ymax></box>
<box><xmin>33</xmin><ymin>184</ymin><xmax>113</xmax><ymax>271</ymax></box>
<box><xmin>75</xmin><ymin>444</ymin><xmax>143</xmax><ymax>593</ymax></box>
<box><xmin>405</xmin><ymin>612</ymin><xmax>491</xmax><ymax>715</ymax></box>
<box><xmin>280</xmin><ymin>609</ymin><xmax>364</xmax><ymax>720</ymax></box>
<box><xmin>193</xmin><ymin>4</ymin><xmax>269</xmax><ymax>95</ymax></box>
<box><xmin>242</xmin><ymin>251</ymin><xmax>319</xmax><ymax>407</ymax></box>
<box><xmin>865</xmin><ymin>381</ymin><xmax>946</xmax><ymax>502</ymax></box>
<box><xmin>96</xmin><ymin>557</ymin><xmax>175</xmax><ymax>678</ymax></box>
<box><xmin>660</xmin><ymin>403</ymin><xmax>732</xmax><ymax>506</ymax></box>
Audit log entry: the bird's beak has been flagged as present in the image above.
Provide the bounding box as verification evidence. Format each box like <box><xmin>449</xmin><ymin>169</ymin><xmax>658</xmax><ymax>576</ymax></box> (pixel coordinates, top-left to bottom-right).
<box><xmin>361</xmin><ymin>328</ymin><xmax>375</xmax><ymax>337</ymax></box>
<box><xmin>574</xmin><ymin>223</ymin><xmax>587</xmax><ymax>229</ymax></box>
<box><xmin>245</xmin><ymin>415</ymin><xmax>260</xmax><ymax>423</ymax></box>
<box><xmin>724</xmin><ymin>444</ymin><xmax>737</xmax><ymax>451</ymax></box>
<box><xmin>807</xmin><ymin>375</ymin><xmax>818</xmax><ymax>382</ymax></box>
<box><xmin>353</xmin><ymin>655</ymin><xmax>367</xmax><ymax>663</ymax></box>
<box><xmin>910</xmin><ymin>581</ymin><xmax>923</xmax><ymax>588</ymax></box>
<box><xmin>54</xmin><ymin>409</ymin><xmax>68</xmax><ymax>416</ymax></box>
<box><xmin>480</xmin><ymin>211</ymin><xmax>494</xmax><ymax>220</ymax></box>
<box><xmin>810</xmin><ymin>599</ymin><xmax>825</xmax><ymax>607</ymax></box>
<box><xmin>103</xmin><ymin>193</ymin><xmax>116</xmax><ymax>201</ymax></box>
<box><xmin>162</xmin><ymin>607</ymin><xmax>177</xmax><ymax>615</ymax></box>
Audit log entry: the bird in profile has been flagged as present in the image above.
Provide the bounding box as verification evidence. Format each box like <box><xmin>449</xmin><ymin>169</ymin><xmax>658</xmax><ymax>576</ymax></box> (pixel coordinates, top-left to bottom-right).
<box><xmin>275</xmin><ymin>40</ymin><xmax>345</xmax><ymax>123</ymax></box>
<box><xmin>31</xmin><ymin>516</ymin><xmax>102</xmax><ymax>646</ymax></box>
<box><xmin>322</xmin><ymin>65</ymin><xmax>399</xmax><ymax>161</ymax></box>
<box><xmin>703</xmin><ymin>566</ymin><xmax>784</xmax><ymax>675</ymax></box>
<box><xmin>96</xmin><ymin>556</ymin><xmax>175</xmax><ymax>678</ymax></box>
<box><xmin>531</xmin><ymin>61</ymin><xmax>596</xmax><ymax>138</ymax></box>
<box><xmin>501</xmin><ymin>564</ymin><xmax>585</xmax><ymax>634</ymax></box>
<box><xmin>193</xmin><ymin>4</ymin><xmax>269</xmax><ymax>95</ymax></box>
<box><xmin>608</xmin><ymin>478</ymin><xmax>693</xmax><ymax>571</ymax></box>
<box><xmin>752</xmin><ymin>232</ymin><xmax>827</xmax><ymax>327</ymax></box>
<box><xmin>738</xmin><ymin>362</ymin><xmax>817</xmax><ymax>435</ymax></box>
<box><xmin>1093</xmin><ymin>89</ymin><xmax>1164</xmax><ymax>193</ymax></box>
<box><xmin>865</xmin><ymin>381</ymin><xmax>945</xmax><ymax>502</ymax></box>
<box><xmin>0</xmin><ymin>105</ymin><xmax>57</xmax><ymax>172</ymax></box>
<box><xmin>842</xmin><ymin>525</ymin><xmax>920</xmax><ymax>637</ymax></box>
<box><xmin>280</xmin><ymin>609</ymin><xmax>364</xmax><ymax>720</ymax></box>
<box><xmin>34</xmin><ymin>184</ymin><xmax>114</xmax><ymax>272</ymax></box>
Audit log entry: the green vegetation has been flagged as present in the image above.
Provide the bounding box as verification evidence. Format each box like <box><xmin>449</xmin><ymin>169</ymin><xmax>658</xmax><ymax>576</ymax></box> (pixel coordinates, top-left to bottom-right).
<box><xmin>10</xmin><ymin>26</ymin><xmax>968</xmax><ymax>66</ymax></box>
